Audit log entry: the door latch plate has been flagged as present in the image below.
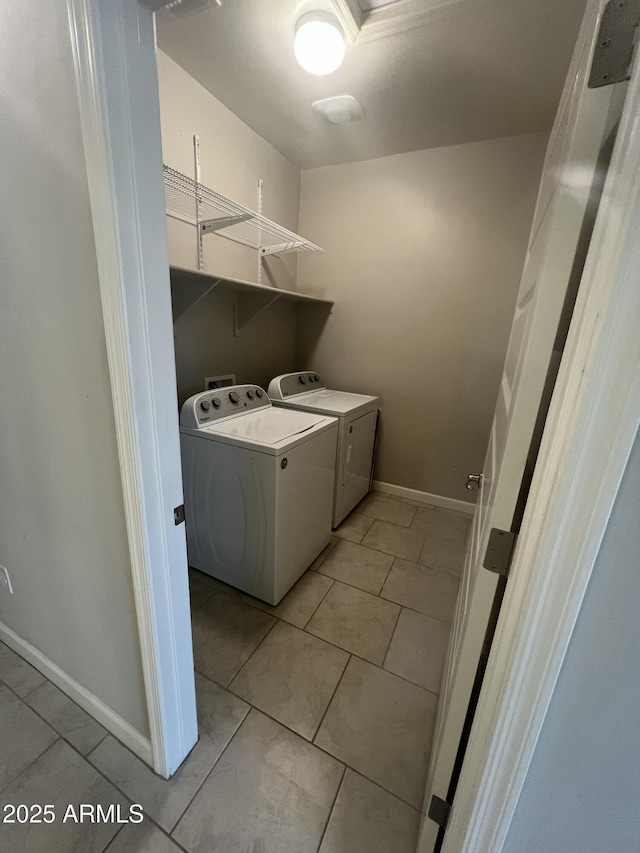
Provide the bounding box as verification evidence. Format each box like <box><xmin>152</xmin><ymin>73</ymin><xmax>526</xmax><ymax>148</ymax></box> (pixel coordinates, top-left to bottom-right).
<box><xmin>174</xmin><ymin>504</ymin><xmax>186</xmax><ymax>525</ymax></box>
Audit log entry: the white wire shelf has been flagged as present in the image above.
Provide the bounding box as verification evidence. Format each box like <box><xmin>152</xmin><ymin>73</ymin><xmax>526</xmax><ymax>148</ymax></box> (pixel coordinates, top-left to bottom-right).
<box><xmin>163</xmin><ymin>165</ymin><xmax>324</xmax><ymax>256</ymax></box>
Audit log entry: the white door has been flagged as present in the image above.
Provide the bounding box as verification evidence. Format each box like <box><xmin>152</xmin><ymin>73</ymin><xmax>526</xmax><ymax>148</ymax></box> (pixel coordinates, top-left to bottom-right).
<box><xmin>419</xmin><ymin>1</ymin><xmax>628</xmax><ymax>847</ymax></box>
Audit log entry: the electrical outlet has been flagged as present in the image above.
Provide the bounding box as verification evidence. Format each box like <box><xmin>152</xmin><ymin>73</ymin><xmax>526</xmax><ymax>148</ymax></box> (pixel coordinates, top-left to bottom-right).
<box><xmin>0</xmin><ymin>566</ymin><xmax>13</xmax><ymax>595</ymax></box>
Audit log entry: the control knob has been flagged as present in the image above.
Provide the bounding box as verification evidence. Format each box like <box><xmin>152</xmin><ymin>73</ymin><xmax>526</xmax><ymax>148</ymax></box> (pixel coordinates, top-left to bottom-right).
<box><xmin>211</xmin><ymin>397</ymin><xmax>221</xmax><ymax>409</ymax></box>
<box><xmin>299</xmin><ymin>376</ymin><xmax>307</xmax><ymax>384</ymax></box>
<box><xmin>256</xmin><ymin>389</ymin><xmax>264</xmax><ymax>398</ymax></box>
<box><xmin>247</xmin><ymin>390</ymin><xmax>255</xmax><ymax>400</ymax></box>
<box><xmin>200</xmin><ymin>400</ymin><xmax>210</xmax><ymax>412</ymax></box>
<box><xmin>228</xmin><ymin>391</ymin><xmax>240</xmax><ymax>403</ymax></box>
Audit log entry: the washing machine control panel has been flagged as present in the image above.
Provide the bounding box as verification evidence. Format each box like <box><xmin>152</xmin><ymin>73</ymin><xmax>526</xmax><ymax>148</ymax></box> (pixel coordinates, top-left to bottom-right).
<box><xmin>268</xmin><ymin>372</ymin><xmax>325</xmax><ymax>400</ymax></box>
<box><xmin>180</xmin><ymin>385</ymin><xmax>269</xmax><ymax>429</ymax></box>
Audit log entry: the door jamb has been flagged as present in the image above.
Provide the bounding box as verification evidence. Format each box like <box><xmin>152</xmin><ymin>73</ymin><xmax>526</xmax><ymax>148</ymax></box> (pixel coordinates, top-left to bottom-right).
<box><xmin>66</xmin><ymin>0</ymin><xmax>197</xmax><ymax>776</ymax></box>
<box><xmin>440</xmin><ymin>42</ymin><xmax>640</xmax><ymax>853</ymax></box>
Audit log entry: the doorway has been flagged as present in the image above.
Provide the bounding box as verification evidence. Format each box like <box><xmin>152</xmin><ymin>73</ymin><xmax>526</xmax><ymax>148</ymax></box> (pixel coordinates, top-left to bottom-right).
<box><xmin>71</xmin><ymin>0</ymin><xmax>640</xmax><ymax>844</ymax></box>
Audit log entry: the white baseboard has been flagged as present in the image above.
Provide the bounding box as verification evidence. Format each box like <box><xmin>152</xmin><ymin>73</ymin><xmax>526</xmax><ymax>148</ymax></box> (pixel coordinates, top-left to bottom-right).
<box><xmin>0</xmin><ymin>621</ymin><xmax>152</xmax><ymax>765</ymax></box>
<box><xmin>372</xmin><ymin>480</ymin><xmax>476</xmax><ymax>515</ymax></box>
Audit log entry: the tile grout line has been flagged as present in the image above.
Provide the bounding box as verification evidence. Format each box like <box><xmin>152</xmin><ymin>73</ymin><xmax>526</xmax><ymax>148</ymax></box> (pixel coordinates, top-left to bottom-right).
<box><xmin>0</xmin><ymin>739</ymin><xmax>60</xmax><ymax>801</ymax></box>
<box><xmin>0</xmin><ymin>700</ymin><xmax>181</xmax><ymax>853</ymax></box>
<box><xmin>310</xmin><ymin>653</ymin><xmax>352</xmax><ymax>743</ymax></box>
<box><xmin>192</xmin><ymin>590</ymin><xmax>445</xmax><ymax>749</ymax></box>
<box><xmin>20</xmin><ymin>679</ymin><xmax>111</xmax><ymax>756</ymax></box>
<box><xmin>344</xmin><ymin>531</ymin><xmax>466</xmax><ymax>580</ymax></box>
<box><xmin>222</xmin><ymin>682</ymin><xmax>333</xmax><ymax>746</ymax></box>
<box><xmin>376</xmin><ymin>555</ymin><xmax>397</xmax><ymax>598</ymax></box>
<box><xmin>357</xmin><ymin>511</ymin><xmax>417</xmax><ymax>529</ymax></box>
<box><xmin>348</xmin><ymin>767</ymin><xmax>423</xmax><ymax>814</ymax></box>
<box><xmin>166</xmin><ymin>707</ymin><xmax>254</xmax><ymax>839</ymax></box>
<box><xmin>102</xmin><ymin>823</ymin><xmax>127</xmax><ymax>852</ymax></box>
<box><xmin>314</xmin><ymin>763</ymin><xmax>347</xmax><ymax>853</ymax></box>
<box><xmin>0</xmin><ymin>720</ymin><xmax>61</xmax><ymax>799</ymax></box>
<box><xmin>301</xmin><ymin>578</ymin><xmax>336</xmax><ymax>631</ymax></box>
<box><xmin>310</xmin><ymin>537</ymin><xmax>341</xmax><ymax>572</ymax></box>
<box><xmin>287</xmin><ymin>567</ymin><xmax>456</xmax><ymax>627</ymax></box>
<box><xmin>82</xmin><ymin>704</ymin><xmax>251</xmax><ymax>842</ymax></box>
<box><xmin>1</xmin><ymin>641</ymin><xmax>431</xmax><ymax>833</ymax></box>
<box><xmin>0</xmin><ymin>671</ymin><xmax>110</xmax><ymax>757</ymax></box>
<box><xmin>218</xmin><ymin>616</ymin><xmax>434</xmax><ymax>698</ymax></box>
<box><xmin>380</xmin><ymin>597</ymin><xmax>403</xmax><ymax>671</ymax></box>
<box><xmin>378</xmin><ymin>592</ymin><xmax>456</xmax><ymax>626</ymax></box>
<box><xmin>309</xmin><ymin>737</ymin><xmax>425</xmax><ymax>812</ymax></box>
<box><xmin>307</xmin><ymin>653</ymin><xmax>436</xmax><ymax>805</ymax></box>
<box><xmin>216</xmin><ymin>617</ymin><xmax>279</xmax><ymax>692</ymax></box>
<box><xmin>80</xmin><ymin>735</ymin><xmax>194</xmax><ymax>853</ymax></box>
<box><xmin>188</xmin><ymin>588</ymin><xmax>216</xmax><ymax>616</ymax></box>
<box><xmin>103</xmin><ymin>819</ymin><xmax>192</xmax><ymax>853</ymax></box>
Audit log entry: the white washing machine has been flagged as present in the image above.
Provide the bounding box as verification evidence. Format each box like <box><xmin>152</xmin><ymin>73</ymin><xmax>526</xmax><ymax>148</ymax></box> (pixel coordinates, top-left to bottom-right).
<box><xmin>267</xmin><ymin>372</ymin><xmax>379</xmax><ymax>528</ymax></box>
<box><xmin>180</xmin><ymin>384</ymin><xmax>338</xmax><ymax>605</ymax></box>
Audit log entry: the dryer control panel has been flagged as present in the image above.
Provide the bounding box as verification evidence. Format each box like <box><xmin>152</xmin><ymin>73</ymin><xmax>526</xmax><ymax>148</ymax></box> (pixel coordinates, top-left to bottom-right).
<box><xmin>267</xmin><ymin>372</ymin><xmax>325</xmax><ymax>400</ymax></box>
<box><xmin>180</xmin><ymin>385</ymin><xmax>270</xmax><ymax>429</ymax></box>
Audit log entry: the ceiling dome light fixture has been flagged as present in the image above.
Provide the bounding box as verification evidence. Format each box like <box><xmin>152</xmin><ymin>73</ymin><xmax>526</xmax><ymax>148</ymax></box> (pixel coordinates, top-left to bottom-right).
<box><xmin>294</xmin><ymin>11</ymin><xmax>345</xmax><ymax>76</ymax></box>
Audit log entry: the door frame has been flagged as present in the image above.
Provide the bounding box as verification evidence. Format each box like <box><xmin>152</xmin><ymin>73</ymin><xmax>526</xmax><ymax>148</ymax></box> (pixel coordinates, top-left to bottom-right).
<box><xmin>66</xmin><ymin>0</ymin><xmax>198</xmax><ymax>776</ymax></box>
<box><xmin>67</xmin><ymin>0</ymin><xmax>640</xmax><ymax>814</ymax></box>
<box><xmin>438</xmin><ymin>44</ymin><xmax>640</xmax><ymax>853</ymax></box>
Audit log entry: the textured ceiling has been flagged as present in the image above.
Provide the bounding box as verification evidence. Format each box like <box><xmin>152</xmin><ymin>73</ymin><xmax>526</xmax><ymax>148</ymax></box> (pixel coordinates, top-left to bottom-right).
<box><xmin>156</xmin><ymin>0</ymin><xmax>587</xmax><ymax>169</ymax></box>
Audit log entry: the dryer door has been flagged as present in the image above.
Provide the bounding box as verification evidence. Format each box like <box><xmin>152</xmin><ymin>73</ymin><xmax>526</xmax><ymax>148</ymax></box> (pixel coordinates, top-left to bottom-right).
<box><xmin>335</xmin><ymin>408</ymin><xmax>377</xmax><ymax>525</ymax></box>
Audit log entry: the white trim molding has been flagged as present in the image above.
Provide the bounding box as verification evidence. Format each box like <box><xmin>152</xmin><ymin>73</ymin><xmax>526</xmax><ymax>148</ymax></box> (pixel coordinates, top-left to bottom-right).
<box><xmin>331</xmin><ymin>0</ymin><xmax>362</xmax><ymax>44</ymax></box>
<box><xmin>373</xmin><ymin>481</ymin><xmax>475</xmax><ymax>515</ymax></box>
<box><xmin>0</xmin><ymin>622</ymin><xmax>152</xmax><ymax>765</ymax></box>
<box><xmin>356</xmin><ymin>0</ymin><xmax>469</xmax><ymax>43</ymax></box>
<box><xmin>442</xmin><ymin>24</ymin><xmax>640</xmax><ymax>852</ymax></box>
<box><xmin>66</xmin><ymin>0</ymin><xmax>197</xmax><ymax>777</ymax></box>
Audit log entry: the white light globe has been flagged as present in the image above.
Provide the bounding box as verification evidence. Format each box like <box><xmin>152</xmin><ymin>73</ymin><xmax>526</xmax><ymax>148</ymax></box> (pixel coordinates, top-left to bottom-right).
<box><xmin>294</xmin><ymin>14</ymin><xmax>345</xmax><ymax>76</ymax></box>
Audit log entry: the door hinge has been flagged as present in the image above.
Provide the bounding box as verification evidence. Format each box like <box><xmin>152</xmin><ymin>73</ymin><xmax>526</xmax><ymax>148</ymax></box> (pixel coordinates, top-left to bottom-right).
<box><xmin>589</xmin><ymin>0</ymin><xmax>640</xmax><ymax>88</ymax></box>
<box><xmin>483</xmin><ymin>528</ymin><xmax>517</xmax><ymax>578</ymax></box>
<box><xmin>428</xmin><ymin>795</ymin><xmax>451</xmax><ymax>829</ymax></box>
<box><xmin>174</xmin><ymin>504</ymin><xmax>185</xmax><ymax>525</ymax></box>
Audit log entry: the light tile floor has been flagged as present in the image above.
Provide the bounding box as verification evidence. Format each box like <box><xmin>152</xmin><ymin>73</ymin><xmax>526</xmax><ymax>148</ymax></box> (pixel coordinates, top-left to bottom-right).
<box><xmin>0</xmin><ymin>492</ymin><xmax>469</xmax><ymax>852</ymax></box>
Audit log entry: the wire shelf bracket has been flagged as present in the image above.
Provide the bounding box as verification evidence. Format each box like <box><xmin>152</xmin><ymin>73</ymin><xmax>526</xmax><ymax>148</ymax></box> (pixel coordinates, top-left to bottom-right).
<box><xmin>163</xmin><ymin>159</ymin><xmax>324</xmax><ymax>271</ymax></box>
<box><xmin>201</xmin><ymin>213</ymin><xmax>252</xmax><ymax>234</ymax></box>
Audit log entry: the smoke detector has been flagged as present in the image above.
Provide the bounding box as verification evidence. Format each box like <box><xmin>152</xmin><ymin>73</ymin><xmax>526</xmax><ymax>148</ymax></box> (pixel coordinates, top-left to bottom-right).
<box><xmin>312</xmin><ymin>95</ymin><xmax>365</xmax><ymax>125</ymax></box>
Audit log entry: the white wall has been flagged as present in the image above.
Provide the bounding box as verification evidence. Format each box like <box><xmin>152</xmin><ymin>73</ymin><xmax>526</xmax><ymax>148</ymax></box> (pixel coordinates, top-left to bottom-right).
<box><xmin>502</xmin><ymin>428</ymin><xmax>640</xmax><ymax>852</ymax></box>
<box><xmin>158</xmin><ymin>49</ymin><xmax>301</xmax><ymax>287</ymax></box>
<box><xmin>157</xmin><ymin>50</ymin><xmax>305</xmax><ymax>401</ymax></box>
<box><xmin>297</xmin><ymin>133</ymin><xmax>548</xmax><ymax>502</ymax></box>
<box><xmin>0</xmin><ymin>2</ymin><xmax>148</xmax><ymax>736</ymax></box>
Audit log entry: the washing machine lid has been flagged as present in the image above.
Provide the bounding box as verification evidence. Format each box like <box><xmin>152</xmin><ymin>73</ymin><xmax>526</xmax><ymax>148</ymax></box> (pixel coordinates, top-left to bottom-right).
<box><xmin>200</xmin><ymin>407</ymin><xmax>335</xmax><ymax>453</ymax></box>
<box><xmin>276</xmin><ymin>389</ymin><xmax>378</xmax><ymax>417</ymax></box>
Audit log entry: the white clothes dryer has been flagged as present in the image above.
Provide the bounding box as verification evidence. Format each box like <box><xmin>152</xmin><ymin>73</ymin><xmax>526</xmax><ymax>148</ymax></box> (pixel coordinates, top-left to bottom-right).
<box><xmin>267</xmin><ymin>372</ymin><xmax>379</xmax><ymax>528</ymax></box>
<box><xmin>180</xmin><ymin>384</ymin><xmax>338</xmax><ymax>605</ymax></box>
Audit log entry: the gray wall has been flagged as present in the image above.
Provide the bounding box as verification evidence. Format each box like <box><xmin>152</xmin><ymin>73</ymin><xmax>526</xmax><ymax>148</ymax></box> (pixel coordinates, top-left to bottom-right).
<box><xmin>157</xmin><ymin>50</ymin><xmax>304</xmax><ymax>401</ymax></box>
<box><xmin>502</xmin><ymin>428</ymin><xmax>640</xmax><ymax>853</ymax></box>
<box><xmin>0</xmin><ymin>2</ymin><xmax>148</xmax><ymax>734</ymax></box>
<box><xmin>297</xmin><ymin>134</ymin><xmax>548</xmax><ymax>502</ymax></box>
<box><xmin>173</xmin><ymin>291</ymin><xmax>298</xmax><ymax>406</ymax></box>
